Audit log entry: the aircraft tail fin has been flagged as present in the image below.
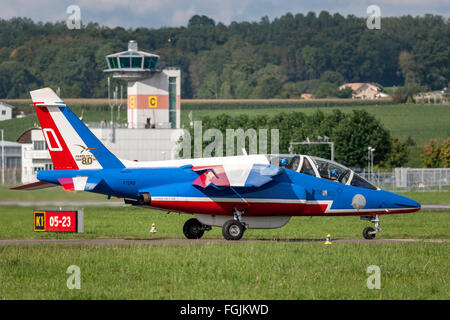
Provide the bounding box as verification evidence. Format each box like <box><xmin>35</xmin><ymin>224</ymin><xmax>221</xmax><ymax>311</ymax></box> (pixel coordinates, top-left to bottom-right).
<box><xmin>30</xmin><ymin>88</ymin><xmax>124</xmax><ymax>170</ymax></box>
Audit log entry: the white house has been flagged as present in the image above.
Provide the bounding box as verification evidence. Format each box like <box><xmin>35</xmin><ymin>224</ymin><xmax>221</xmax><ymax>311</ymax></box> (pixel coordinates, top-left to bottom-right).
<box><xmin>0</xmin><ymin>102</ymin><xmax>14</xmax><ymax>121</ymax></box>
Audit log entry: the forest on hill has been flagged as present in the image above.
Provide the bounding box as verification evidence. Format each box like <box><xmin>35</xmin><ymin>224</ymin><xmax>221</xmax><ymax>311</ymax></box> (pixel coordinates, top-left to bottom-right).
<box><xmin>0</xmin><ymin>12</ymin><xmax>448</xmax><ymax>99</ymax></box>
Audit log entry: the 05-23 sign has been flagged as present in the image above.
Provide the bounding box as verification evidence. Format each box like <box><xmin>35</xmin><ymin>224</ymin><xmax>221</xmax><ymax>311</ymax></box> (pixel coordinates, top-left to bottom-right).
<box><xmin>34</xmin><ymin>210</ymin><xmax>81</xmax><ymax>232</ymax></box>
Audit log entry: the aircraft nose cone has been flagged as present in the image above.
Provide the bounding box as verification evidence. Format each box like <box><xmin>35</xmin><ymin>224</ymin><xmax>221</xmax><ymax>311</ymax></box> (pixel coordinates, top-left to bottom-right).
<box><xmin>391</xmin><ymin>193</ymin><xmax>421</xmax><ymax>212</ymax></box>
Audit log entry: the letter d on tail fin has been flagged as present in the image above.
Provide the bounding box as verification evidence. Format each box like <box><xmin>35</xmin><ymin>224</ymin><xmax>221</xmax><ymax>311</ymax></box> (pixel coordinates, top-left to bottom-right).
<box><xmin>30</xmin><ymin>88</ymin><xmax>125</xmax><ymax>170</ymax></box>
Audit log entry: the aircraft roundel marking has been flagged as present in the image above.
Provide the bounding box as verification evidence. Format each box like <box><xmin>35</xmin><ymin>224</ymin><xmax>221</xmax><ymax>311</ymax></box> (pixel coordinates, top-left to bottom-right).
<box><xmin>352</xmin><ymin>194</ymin><xmax>366</xmax><ymax>210</ymax></box>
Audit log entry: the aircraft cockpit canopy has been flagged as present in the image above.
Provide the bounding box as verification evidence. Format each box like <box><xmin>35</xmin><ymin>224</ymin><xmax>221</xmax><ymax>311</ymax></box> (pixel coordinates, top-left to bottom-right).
<box><xmin>266</xmin><ymin>154</ymin><xmax>377</xmax><ymax>190</ymax></box>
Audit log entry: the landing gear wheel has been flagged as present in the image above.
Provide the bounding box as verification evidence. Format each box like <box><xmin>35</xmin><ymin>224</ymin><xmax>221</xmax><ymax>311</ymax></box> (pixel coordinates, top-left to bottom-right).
<box><xmin>183</xmin><ymin>218</ymin><xmax>205</xmax><ymax>239</ymax></box>
<box><xmin>222</xmin><ymin>219</ymin><xmax>245</xmax><ymax>241</ymax></box>
<box><xmin>363</xmin><ymin>226</ymin><xmax>376</xmax><ymax>240</ymax></box>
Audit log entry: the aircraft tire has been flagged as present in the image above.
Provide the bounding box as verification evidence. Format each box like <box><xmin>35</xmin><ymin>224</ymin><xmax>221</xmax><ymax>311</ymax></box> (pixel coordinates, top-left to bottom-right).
<box><xmin>183</xmin><ymin>218</ymin><xmax>205</xmax><ymax>239</ymax></box>
<box><xmin>362</xmin><ymin>227</ymin><xmax>376</xmax><ymax>240</ymax></box>
<box><xmin>222</xmin><ymin>219</ymin><xmax>245</xmax><ymax>241</ymax></box>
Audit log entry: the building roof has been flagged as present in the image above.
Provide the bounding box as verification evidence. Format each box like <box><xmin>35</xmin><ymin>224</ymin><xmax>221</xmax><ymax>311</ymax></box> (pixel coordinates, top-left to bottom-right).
<box><xmin>339</xmin><ymin>83</ymin><xmax>381</xmax><ymax>92</ymax></box>
<box><xmin>0</xmin><ymin>102</ymin><xmax>15</xmax><ymax>109</ymax></box>
<box><xmin>0</xmin><ymin>140</ymin><xmax>22</xmax><ymax>148</ymax></box>
<box><xmin>16</xmin><ymin>127</ymin><xmax>41</xmax><ymax>144</ymax></box>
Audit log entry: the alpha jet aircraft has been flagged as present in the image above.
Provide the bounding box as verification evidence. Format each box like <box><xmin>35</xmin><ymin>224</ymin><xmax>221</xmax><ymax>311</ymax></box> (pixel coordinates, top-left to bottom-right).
<box><xmin>13</xmin><ymin>88</ymin><xmax>421</xmax><ymax>240</ymax></box>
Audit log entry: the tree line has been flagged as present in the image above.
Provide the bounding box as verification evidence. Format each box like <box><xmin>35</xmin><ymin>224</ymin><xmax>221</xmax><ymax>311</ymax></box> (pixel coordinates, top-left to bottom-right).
<box><xmin>181</xmin><ymin>109</ymin><xmax>414</xmax><ymax>169</ymax></box>
<box><xmin>0</xmin><ymin>12</ymin><xmax>448</xmax><ymax>99</ymax></box>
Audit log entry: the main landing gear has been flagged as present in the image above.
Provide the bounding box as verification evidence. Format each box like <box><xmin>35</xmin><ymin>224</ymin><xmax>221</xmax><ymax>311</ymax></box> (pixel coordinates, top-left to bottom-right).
<box><xmin>222</xmin><ymin>208</ymin><xmax>248</xmax><ymax>241</ymax></box>
<box><xmin>361</xmin><ymin>215</ymin><xmax>382</xmax><ymax>240</ymax></box>
<box><xmin>182</xmin><ymin>208</ymin><xmax>248</xmax><ymax>241</ymax></box>
<box><xmin>183</xmin><ymin>218</ymin><xmax>211</xmax><ymax>239</ymax></box>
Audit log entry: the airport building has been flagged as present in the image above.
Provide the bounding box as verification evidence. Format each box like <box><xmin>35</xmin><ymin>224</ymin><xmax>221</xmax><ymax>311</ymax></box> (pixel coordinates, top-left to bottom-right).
<box><xmin>17</xmin><ymin>128</ymin><xmax>53</xmax><ymax>183</ymax></box>
<box><xmin>18</xmin><ymin>40</ymin><xmax>185</xmax><ymax>183</ymax></box>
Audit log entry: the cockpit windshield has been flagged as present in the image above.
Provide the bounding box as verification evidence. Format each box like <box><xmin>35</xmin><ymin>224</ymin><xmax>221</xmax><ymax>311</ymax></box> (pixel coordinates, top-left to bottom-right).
<box><xmin>266</xmin><ymin>154</ymin><xmax>377</xmax><ymax>190</ymax></box>
<box><xmin>310</xmin><ymin>156</ymin><xmax>350</xmax><ymax>183</ymax></box>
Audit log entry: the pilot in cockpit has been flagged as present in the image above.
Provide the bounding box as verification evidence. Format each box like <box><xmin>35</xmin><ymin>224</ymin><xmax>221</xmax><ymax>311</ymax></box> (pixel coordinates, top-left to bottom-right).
<box><xmin>330</xmin><ymin>169</ymin><xmax>339</xmax><ymax>181</ymax></box>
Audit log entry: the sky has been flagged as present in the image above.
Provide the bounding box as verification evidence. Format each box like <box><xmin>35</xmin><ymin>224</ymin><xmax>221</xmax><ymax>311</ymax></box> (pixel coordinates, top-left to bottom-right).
<box><xmin>0</xmin><ymin>0</ymin><xmax>448</xmax><ymax>29</ymax></box>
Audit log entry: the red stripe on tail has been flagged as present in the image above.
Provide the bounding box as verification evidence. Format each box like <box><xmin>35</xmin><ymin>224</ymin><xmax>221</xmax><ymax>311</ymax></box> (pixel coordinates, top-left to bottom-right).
<box><xmin>34</xmin><ymin>104</ymin><xmax>78</xmax><ymax>170</ymax></box>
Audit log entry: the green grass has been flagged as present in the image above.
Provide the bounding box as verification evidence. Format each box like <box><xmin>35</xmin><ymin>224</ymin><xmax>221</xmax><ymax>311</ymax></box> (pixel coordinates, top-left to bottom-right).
<box><xmin>0</xmin><ymin>205</ymin><xmax>448</xmax><ymax>240</ymax></box>
<box><xmin>0</xmin><ymin>205</ymin><xmax>448</xmax><ymax>299</ymax></box>
<box><xmin>398</xmin><ymin>191</ymin><xmax>450</xmax><ymax>204</ymax></box>
<box><xmin>0</xmin><ymin>242</ymin><xmax>448</xmax><ymax>299</ymax></box>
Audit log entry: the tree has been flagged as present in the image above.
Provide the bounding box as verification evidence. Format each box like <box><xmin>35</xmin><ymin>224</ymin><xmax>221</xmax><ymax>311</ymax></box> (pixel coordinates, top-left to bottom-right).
<box><xmin>333</xmin><ymin>110</ymin><xmax>392</xmax><ymax>167</ymax></box>
<box><xmin>381</xmin><ymin>137</ymin><xmax>410</xmax><ymax>168</ymax></box>
<box><xmin>421</xmin><ymin>139</ymin><xmax>442</xmax><ymax>168</ymax></box>
<box><xmin>440</xmin><ymin>137</ymin><xmax>450</xmax><ymax>168</ymax></box>
<box><xmin>320</xmin><ymin>71</ymin><xmax>345</xmax><ymax>85</ymax></box>
<box><xmin>398</xmin><ymin>51</ymin><xmax>419</xmax><ymax>88</ymax></box>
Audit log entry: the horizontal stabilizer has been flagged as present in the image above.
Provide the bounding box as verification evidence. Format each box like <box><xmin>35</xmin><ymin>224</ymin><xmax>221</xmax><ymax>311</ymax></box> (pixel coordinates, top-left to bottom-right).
<box><xmin>10</xmin><ymin>181</ymin><xmax>58</xmax><ymax>191</ymax></box>
<box><xmin>30</xmin><ymin>87</ymin><xmax>64</xmax><ymax>106</ymax></box>
<box><xmin>58</xmin><ymin>176</ymin><xmax>103</xmax><ymax>191</ymax></box>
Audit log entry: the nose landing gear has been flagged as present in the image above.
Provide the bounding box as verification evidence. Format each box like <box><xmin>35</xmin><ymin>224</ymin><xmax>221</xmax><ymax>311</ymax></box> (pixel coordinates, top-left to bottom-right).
<box><xmin>361</xmin><ymin>215</ymin><xmax>382</xmax><ymax>240</ymax></box>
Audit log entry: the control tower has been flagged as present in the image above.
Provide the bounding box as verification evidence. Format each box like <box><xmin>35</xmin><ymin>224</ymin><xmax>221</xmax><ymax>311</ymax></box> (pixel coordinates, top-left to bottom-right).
<box><xmin>104</xmin><ymin>40</ymin><xmax>180</xmax><ymax>129</ymax></box>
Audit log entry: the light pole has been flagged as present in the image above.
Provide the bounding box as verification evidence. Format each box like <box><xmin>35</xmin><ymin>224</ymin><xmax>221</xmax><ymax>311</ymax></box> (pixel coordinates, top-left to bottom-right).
<box><xmin>368</xmin><ymin>146</ymin><xmax>375</xmax><ymax>182</ymax></box>
<box><xmin>1</xmin><ymin>129</ymin><xmax>4</xmax><ymax>185</ymax></box>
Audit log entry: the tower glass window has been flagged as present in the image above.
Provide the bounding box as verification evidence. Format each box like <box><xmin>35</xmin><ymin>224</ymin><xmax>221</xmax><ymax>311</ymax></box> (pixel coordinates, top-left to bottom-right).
<box><xmin>119</xmin><ymin>57</ymin><xmax>131</xmax><ymax>68</ymax></box>
<box><xmin>131</xmin><ymin>57</ymin><xmax>142</xmax><ymax>68</ymax></box>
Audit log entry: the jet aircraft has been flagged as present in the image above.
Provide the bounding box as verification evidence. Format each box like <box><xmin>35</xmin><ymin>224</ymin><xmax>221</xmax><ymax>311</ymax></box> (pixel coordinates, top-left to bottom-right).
<box><xmin>12</xmin><ymin>88</ymin><xmax>421</xmax><ymax>240</ymax></box>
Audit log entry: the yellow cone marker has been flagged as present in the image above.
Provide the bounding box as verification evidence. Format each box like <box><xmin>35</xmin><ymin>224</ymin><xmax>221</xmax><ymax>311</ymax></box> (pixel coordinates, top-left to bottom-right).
<box><xmin>325</xmin><ymin>234</ymin><xmax>332</xmax><ymax>245</ymax></box>
<box><xmin>150</xmin><ymin>223</ymin><xmax>157</xmax><ymax>235</ymax></box>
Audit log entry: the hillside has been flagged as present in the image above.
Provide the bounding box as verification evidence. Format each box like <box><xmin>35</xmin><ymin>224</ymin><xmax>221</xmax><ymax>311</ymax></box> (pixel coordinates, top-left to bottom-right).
<box><xmin>0</xmin><ymin>13</ymin><xmax>448</xmax><ymax>99</ymax></box>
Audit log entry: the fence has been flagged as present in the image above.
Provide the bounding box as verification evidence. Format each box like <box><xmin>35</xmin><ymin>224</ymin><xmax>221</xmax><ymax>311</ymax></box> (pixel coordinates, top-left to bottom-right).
<box><xmin>0</xmin><ymin>168</ymin><xmax>21</xmax><ymax>185</ymax></box>
<box><xmin>361</xmin><ymin>168</ymin><xmax>450</xmax><ymax>192</ymax></box>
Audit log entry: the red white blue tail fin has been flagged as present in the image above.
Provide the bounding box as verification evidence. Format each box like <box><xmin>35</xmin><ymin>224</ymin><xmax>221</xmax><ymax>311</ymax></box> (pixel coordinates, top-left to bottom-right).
<box><xmin>30</xmin><ymin>88</ymin><xmax>124</xmax><ymax>170</ymax></box>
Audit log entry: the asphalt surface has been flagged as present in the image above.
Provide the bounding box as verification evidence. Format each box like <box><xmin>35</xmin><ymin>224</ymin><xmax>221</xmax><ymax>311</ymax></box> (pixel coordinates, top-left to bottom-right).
<box><xmin>0</xmin><ymin>237</ymin><xmax>448</xmax><ymax>246</ymax></box>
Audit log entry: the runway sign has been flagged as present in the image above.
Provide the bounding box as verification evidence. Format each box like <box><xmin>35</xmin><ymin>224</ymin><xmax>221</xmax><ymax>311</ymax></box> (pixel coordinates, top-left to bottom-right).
<box><xmin>33</xmin><ymin>209</ymin><xmax>84</xmax><ymax>233</ymax></box>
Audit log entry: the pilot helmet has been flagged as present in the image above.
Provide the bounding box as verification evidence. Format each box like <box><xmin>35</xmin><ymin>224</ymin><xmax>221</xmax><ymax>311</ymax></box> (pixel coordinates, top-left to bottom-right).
<box><xmin>330</xmin><ymin>169</ymin><xmax>339</xmax><ymax>178</ymax></box>
<box><xmin>280</xmin><ymin>158</ymin><xmax>288</xmax><ymax>167</ymax></box>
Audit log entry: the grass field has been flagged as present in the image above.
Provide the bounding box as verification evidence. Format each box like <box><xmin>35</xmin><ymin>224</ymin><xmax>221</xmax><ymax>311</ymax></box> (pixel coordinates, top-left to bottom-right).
<box><xmin>0</xmin><ymin>241</ymin><xmax>448</xmax><ymax>299</ymax></box>
<box><xmin>0</xmin><ymin>205</ymin><xmax>449</xmax><ymax>240</ymax></box>
<box><xmin>0</xmin><ymin>202</ymin><xmax>448</xmax><ymax>299</ymax></box>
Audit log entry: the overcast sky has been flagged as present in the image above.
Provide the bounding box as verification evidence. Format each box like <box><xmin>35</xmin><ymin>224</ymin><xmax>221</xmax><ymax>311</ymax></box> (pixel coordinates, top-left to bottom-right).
<box><xmin>1</xmin><ymin>0</ymin><xmax>448</xmax><ymax>29</ymax></box>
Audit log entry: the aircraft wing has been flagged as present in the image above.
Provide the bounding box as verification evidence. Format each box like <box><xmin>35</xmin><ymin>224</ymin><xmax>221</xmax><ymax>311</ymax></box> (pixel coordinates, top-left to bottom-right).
<box><xmin>188</xmin><ymin>164</ymin><xmax>282</xmax><ymax>189</ymax></box>
<box><xmin>10</xmin><ymin>181</ymin><xmax>58</xmax><ymax>191</ymax></box>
